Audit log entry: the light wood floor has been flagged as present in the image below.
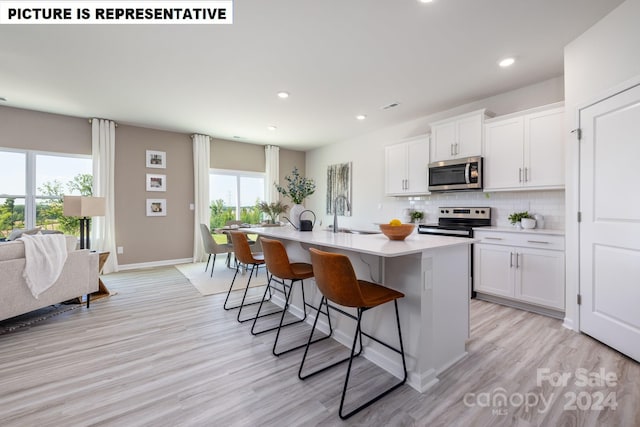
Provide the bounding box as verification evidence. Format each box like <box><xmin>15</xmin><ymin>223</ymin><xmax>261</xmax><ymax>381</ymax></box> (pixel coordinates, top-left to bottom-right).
<box><xmin>0</xmin><ymin>266</ymin><xmax>638</xmax><ymax>427</ymax></box>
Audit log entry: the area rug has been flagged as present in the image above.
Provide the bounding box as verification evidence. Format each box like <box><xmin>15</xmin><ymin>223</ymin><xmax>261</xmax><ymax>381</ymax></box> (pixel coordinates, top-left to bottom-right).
<box><xmin>175</xmin><ymin>259</ymin><xmax>269</xmax><ymax>296</ymax></box>
<box><xmin>0</xmin><ymin>303</ymin><xmax>81</xmax><ymax>335</ymax></box>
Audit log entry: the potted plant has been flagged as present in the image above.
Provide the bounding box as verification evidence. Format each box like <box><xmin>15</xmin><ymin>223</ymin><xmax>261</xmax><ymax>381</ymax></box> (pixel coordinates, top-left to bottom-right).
<box><xmin>410</xmin><ymin>210</ymin><xmax>424</xmax><ymax>224</ymax></box>
<box><xmin>508</xmin><ymin>211</ymin><xmax>532</xmax><ymax>228</ymax></box>
<box><xmin>275</xmin><ymin>167</ymin><xmax>316</xmax><ymax>228</ymax></box>
<box><xmin>256</xmin><ymin>200</ymin><xmax>289</xmax><ymax>224</ymax></box>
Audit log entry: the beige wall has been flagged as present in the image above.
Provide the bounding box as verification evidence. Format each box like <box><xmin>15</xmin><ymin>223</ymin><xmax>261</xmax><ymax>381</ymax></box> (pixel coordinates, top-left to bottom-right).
<box><xmin>211</xmin><ymin>138</ymin><xmax>264</xmax><ymax>172</ymax></box>
<box><xmin>0</xmin><ymin>106</ymin><xmax>90</xmax><ymax>154</ymax></box>
<box><xmin>1</xmin><ymin>105</ymin><xmax>307</xmax><ymax>266</ymax></box>
<box><xmin>114</xmin><ymin>125</ymin><xmax>194</xmax><ymax>265</ymax></box>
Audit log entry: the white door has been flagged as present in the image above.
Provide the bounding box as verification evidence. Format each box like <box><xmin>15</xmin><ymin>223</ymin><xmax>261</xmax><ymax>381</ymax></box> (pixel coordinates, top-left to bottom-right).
<box><xmin>579</xmin><ymin>82</ymin><xmax>640</xmax><ymax>362</ymax></box>
<box><xmin>516</xmin><ymin>248</ymin><xmax>565</xmax><ymax>310</ymax></box>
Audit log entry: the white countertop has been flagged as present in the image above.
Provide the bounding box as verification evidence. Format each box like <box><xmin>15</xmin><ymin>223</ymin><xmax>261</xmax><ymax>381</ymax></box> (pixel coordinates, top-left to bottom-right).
<box><xmin>474</xmin><ymin>226</ymin><xmax>565</xmax><ymax>236</ymax></box>
<box><xmin>246</xmin><ymin>226</ymin><xmax>474</xmax><ymax>257</ymax></box>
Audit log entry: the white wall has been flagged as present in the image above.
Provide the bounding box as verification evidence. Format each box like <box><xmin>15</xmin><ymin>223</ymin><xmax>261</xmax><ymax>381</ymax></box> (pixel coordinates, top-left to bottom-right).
<box><xmin>564</xmin><ymin>0</ymin><xmax>640</xmax><ymax>330</ymax></box>
<box><xmin>304</xmin><ymin>77</ymin><xmax>565</xmax><ymax>232</ymax></box>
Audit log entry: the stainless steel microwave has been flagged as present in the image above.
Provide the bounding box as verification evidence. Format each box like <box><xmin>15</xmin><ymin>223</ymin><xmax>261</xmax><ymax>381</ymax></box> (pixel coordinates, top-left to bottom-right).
<box><xmin>428</xmin><ymin>156</ymin><xmax>483</xmax><ymax>192</ymax></box>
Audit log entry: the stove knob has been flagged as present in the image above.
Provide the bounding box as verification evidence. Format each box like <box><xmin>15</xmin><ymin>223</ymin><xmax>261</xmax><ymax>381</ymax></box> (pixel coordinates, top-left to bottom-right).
<box><xmin>445</xmin><ymin>210</ymin><xmax>450</xmax><ymax>214</ymax></box>
<box><xmin>481</xmin><ymin>210</ymin><xmax>485</xmax><ymax>214</ymax></box>
<box><xmin>440</xmin><ymin>209</ymin><xmax>445</xmax><ymax>214</ymax></box>
<box><xmin>475</xmin><ymin>210</ymin><xmax>480</xmax><ymax>214</ymax></box>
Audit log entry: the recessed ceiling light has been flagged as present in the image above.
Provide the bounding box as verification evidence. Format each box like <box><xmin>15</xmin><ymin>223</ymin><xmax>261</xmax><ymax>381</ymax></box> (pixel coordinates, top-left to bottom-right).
<box><xmin>418</xmin><ymin>0</ymin><xmax>433</xmax><ymax>3</ymax></box>
<box><xmin>498</xmin><ymin>57</ymin><xmax>515</xmax><ymax>68</ymax></box>
<box><xmin>356</xmin><ymin>115</ymin><xmax>367</xmax><ymax>120</ymax></box>
<box><xmin>267</xmin><ymin>125</ymin><xmax>277</xmax><ymax>131</ymax></box>
<box><xmin>277</xmin><ymin>91</ymin><xmax>289</xmax><ymax>99</ymax></box>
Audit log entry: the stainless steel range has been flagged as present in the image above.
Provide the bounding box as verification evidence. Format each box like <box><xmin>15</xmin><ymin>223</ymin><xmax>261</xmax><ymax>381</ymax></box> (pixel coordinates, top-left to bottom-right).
<box><xmin>417</xmin><ymin>207</ymin><xmax>491</xmax><ymax>238</ymax></box>
<box><xmin>418</xmin><ymin>207</ymin><xmax>491</xmax><ymax>298</ymax></box>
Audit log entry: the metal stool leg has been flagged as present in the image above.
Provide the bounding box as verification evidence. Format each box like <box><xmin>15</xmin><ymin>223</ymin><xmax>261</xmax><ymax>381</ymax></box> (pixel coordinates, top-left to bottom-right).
<box><xmin>338</xmin><ymin>300</ymin><xmax>407</xmax><ymax>420</ymax></box>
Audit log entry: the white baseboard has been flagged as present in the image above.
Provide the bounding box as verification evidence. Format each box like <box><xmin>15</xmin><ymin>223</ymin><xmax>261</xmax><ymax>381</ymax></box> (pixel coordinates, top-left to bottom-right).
<box><xmin>117</xmin><ymin>258</ymin><xmax>193</xmax><ymax>271</ymax></box>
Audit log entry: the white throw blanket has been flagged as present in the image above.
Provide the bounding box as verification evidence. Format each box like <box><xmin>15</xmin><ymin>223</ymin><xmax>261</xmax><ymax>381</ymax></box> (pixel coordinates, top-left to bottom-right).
<box><xmin>18</xmin><ymin>233</ymin><xmax>68</xmax><ymax>299</ymax></box>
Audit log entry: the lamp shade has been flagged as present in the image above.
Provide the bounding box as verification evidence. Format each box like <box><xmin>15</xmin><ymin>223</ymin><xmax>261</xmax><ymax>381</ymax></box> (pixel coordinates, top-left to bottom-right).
<box><xmin>63</xmin><ymin>196</ymin><xmax>106</xmax><ymax>217</ymax></box>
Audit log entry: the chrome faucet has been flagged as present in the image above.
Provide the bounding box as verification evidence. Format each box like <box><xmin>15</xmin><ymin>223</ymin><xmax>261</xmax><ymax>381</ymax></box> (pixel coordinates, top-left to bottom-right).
<box><xmin>332</xmin><ymin>195</ymin><xmax>351</xmax><ymax>233</ymax></box>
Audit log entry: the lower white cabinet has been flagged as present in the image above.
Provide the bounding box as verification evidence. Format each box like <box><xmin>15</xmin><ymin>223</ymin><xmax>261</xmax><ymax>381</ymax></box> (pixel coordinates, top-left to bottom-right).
<box><xmin>474</xmin><ymin>229</ymin><xmax>565</xmax><ymax>312</ymax></box>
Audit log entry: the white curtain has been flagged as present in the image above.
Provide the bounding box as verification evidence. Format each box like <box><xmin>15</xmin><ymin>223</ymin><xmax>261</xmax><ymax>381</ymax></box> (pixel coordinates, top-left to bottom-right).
<box><xmin>265</xmin><ymin>145</ymin><xmax>280</xmax><ymax>203</ymax></box>
<box><xmin>91</xmin><ymin>118</ymin><xmax>118</xmax><ymax>273</ymax></box>
<box><xmin>193</xmin><ymin>134</ymin><xmax>211</xmax><ymax>262</ymax></box>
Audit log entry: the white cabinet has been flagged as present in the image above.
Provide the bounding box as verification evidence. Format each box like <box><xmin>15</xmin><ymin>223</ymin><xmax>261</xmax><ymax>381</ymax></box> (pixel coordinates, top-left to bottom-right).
<box><xmin>385</xmin><ymin>135</ymin><xmax>429</xmax><ymax>196</ymax></box>
<box><xmin>484</xmin><ymin>103</ymin><xmax>564</xmax><ymax>191</ymax></box>
<box><xmin>474</xmin><ymin>229</ymin><xmax>565</xmax><ymax>313</ymax></box>
<box><xmin>430</xmin><ymin>110</ymin><xmax>490</xmax><ymax>162</ymax></box>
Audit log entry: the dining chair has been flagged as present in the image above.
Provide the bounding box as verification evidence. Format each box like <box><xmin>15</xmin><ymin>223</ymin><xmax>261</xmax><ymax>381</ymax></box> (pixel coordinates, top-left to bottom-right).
<box><xmin>299</xmin><ymin>248</ymin><xmax>407</xmax><ymax>420</ymax></box>
<box><xmin>199</xmin><ymin>224</ymin><xmax>233</xmax><ymax>277</ymax></box>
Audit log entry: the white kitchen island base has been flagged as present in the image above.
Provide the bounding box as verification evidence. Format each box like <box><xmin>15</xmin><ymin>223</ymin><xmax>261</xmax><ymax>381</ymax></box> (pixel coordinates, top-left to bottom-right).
<box><xmin>247</xmin><ymin>227</ymin><xmax>473</xmax><ymax>393</ymax></box>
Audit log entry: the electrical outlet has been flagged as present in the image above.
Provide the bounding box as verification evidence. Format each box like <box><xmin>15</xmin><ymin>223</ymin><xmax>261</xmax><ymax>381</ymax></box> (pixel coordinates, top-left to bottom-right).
<box><xmin>117</xmin><ymin>246</ymin><xmax>124</xmax><ymax>254</ymax></box>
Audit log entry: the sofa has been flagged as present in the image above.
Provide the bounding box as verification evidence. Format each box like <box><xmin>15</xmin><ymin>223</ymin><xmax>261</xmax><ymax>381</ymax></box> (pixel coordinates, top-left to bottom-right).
<box><xmin>0</xmin><ymin>235</ymin><xmax>99</xmax><ymax>322</ymax></box>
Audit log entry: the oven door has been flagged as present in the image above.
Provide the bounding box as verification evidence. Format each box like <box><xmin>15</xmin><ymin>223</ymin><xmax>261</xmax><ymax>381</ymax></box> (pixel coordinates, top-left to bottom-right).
<box><xmin>428</xmin><ymin>156</ymin><xmax>482</xmax><ymax>192</ymax></box>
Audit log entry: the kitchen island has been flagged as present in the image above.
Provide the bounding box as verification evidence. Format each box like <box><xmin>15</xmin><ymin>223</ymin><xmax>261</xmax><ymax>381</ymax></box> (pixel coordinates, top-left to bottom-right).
<box><xmin>247</xmin><ymin>226</ymin><xmax>474</xmax><ymax>393</ymax></box>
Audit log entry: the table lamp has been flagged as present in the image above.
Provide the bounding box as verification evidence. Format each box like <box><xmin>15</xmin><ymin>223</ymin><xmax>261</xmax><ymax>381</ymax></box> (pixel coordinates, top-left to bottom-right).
<box><xmin>63</xmin><ymin>196</ymin><xmax>106</xmax><ymax>250</ymax></box>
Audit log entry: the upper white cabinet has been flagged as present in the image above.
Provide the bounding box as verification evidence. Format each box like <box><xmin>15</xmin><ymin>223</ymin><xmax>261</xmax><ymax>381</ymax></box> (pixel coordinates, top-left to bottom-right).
<box><xmin>430</xmin><ymin>109</ymin><xmax>491</xmax><ymax>162</ymax></box>
<box><xmin>484</xmin><ymin>103</ymin><xmax>565</xmax><ymax>191</ymax></box>
<box><xmin>385</xmin><ymin>135</ymin><xmax>429</xmax><ymax>196</ymax></box>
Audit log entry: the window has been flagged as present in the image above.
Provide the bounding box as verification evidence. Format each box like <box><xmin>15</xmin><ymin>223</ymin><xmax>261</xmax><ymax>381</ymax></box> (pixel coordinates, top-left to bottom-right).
<box><xmin>0</xmin><ymin>148</ymin><xmax>92</xmax><ymax>239</ymax></box>
<box><xmin>209</xmin><ymin>170</ymin><xmax>265</xmax><ymax>229</ymax></box>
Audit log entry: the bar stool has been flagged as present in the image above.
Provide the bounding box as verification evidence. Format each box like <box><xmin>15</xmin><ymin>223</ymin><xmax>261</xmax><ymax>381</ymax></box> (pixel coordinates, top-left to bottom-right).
<box><xmin>225</xmin><ymin>231</ymin><xmax>270</xmax><ymax>323</ymax></box>
<box><xmin>252</xmin><ymin>237</ymin><xmax>332</xmax><ymax>356</ymax></box>
<box><xmin>299</xmin><ymin>248</ymin><xmax>407</xmax><ymax>420</ymax></box>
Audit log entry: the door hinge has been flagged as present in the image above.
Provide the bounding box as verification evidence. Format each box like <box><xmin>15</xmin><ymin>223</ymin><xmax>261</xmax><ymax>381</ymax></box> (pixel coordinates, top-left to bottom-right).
<box><xmin>577</xmin><ymin>294</ymin><xmax>582</xmax><ymax>305</ymax></box>
<box><xmin>577</xmin><ymin>211</ymin><xmax>582</xmax><ymax>222</ymax></box>
<box><xmin>571</xmin><ymin>128</ymin><xmax>582</xmax><ymax>140</ymax></box>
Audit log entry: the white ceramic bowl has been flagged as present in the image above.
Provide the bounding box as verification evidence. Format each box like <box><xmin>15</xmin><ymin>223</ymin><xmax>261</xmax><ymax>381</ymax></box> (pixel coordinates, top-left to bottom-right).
<box><xmin>521</xmin><ymin>218</ymin><xmax>537</xmax><ymax>229</ymax></box>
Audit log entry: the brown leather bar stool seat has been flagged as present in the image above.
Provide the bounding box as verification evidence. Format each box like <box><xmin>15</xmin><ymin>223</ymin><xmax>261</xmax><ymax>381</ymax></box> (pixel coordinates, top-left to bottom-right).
<box><xmin>225</xmin><ymin>231</ymin><xmax>269</xmax><ymax>323</ymax></box>
<box><xmin>252</xmin><ymin>238</ymin><xmax>331</xmax><ymax>356</ymax></box>
<box><xmin>299</xmin><ymin>248</ymin><xmax>407</xmax><ymax>420</ymax></box>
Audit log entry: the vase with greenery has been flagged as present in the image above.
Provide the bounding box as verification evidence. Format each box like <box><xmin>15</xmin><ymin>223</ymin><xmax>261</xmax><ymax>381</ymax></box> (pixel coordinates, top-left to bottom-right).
<box><xmin>256</xmin><ymin>200</ymin><xmax>289</xmax><ymax>224</ymax></box>
<box><xmin>410</xmin><ymin>210</ymin><xmax>424</xmax><ymax>224</ymax></box>
<box><xmin>508</xmin><ymin>211</ymin><xmax>531</xmax><ymax>227</ymax></box>
<box><xmin>275</xmin><ymin>167</ymin><xmax>316</xmax><ymax>228</ymax></box>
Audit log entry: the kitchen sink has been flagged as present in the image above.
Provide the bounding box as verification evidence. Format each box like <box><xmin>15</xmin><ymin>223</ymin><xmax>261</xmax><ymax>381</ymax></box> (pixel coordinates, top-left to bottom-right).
<box><xmin>327</xmin><ymin>228</ymin><xmax>381</xmax><ymax>235</ymax></box>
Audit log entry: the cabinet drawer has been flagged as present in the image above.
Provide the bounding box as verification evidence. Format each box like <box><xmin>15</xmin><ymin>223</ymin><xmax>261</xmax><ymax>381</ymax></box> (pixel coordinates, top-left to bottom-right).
<box><xmin>474</xmin><ymin>230</ymin><xmax>564</xmax><ymax>251</ymax></box>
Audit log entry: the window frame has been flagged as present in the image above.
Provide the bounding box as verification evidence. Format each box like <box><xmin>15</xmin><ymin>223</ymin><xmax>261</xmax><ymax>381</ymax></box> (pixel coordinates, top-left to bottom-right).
<box><xmin>0</xmin><ymin>147</ymin><xmax>92</xmax><ymax>230</ymax></box>
<box><xmin>210</xmin><ymin>168</ymin><xmax>266</xmax><ymax>221</ymax></box>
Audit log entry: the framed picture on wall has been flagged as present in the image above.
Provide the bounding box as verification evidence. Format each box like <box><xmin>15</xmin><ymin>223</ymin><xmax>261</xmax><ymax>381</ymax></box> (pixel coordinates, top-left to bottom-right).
<box><xmin>146</xmin><ymin>199</ymin><xmax>166</xmax><ymax>216</ymax></box>
<box><xmin>146</xmin><ymin>173</ymin><xmax>166</xmax><ymax>192</ymax></box>
<box><xmin>146</xmin><ymin>150</ymin><xmax>166</xmax><ymax>169</ymax></box>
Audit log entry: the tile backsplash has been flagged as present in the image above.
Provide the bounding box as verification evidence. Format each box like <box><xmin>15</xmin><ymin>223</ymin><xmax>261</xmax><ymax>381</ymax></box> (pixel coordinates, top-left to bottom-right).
<box><xmin>399</xmin><ymin>190</ymin><xmax>565</xmax><ymax>230</ymax></box>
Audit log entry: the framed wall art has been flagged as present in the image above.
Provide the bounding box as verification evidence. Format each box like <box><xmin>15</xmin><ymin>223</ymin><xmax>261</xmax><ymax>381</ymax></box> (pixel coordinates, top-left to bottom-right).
<box><xmin>146</xmin><ymin>173</ymin><xmax>166</xmax><ymax>192</ymax></box>
<box><xmin>146</xmin><ymin>199</ymin><xmax>167</xmax><ymax>216</ymax></box>
<box><xmin>326</xmin><ymin>162</ymin><xmax>352</xmax><ymax>216</ymax></box>
<box><xmin>146</xmin><ymin>150</ymin><xmax>166</xmax><ymax>169</ymax></box>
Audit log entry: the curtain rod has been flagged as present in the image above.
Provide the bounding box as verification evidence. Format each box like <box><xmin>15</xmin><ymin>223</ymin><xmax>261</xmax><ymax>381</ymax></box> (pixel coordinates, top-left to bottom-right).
<box><xmin>88</xmin><ymin>118</ymin><xmax>118</xmax><ymax>127</ymax></box>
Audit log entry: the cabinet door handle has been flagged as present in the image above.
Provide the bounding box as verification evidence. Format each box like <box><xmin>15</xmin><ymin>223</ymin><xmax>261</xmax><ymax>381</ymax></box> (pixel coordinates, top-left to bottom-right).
<box><xmin>519</xmin><ymin>168</ymin><xmax>522</xmax><ymax>183</ymax></box>
<box><xmin>510</xmin><ymin>252</ymin><xmax>513</xmax><ymax>268</ymax></box>
<box><xmin>516</xmin><ymin>253</ymin><xmax>520</xmax><ymax>269</ymax></box>
<box><xmin>527</xmin><ymin>240</ymin><xmax>550</xmax><ymax>244</ymax></box>
<box><xmin>524</xmin><ymin>167</ymin><xmax>529</xmax><ymax>182</ymax></box>
<box><xmin>450</xmin><ymin>144</ymin><xmax>454</xmax><ymax>156</ymax></box>
<box><xmin>405</xmin><ymin>179</ymin><xmax>408</xmax><ymax>190</ymax></box>
<box><xmin>455</xmin><ymin>143</ymin><xmax>459</xmax><ymax>155</ymax></box>
<box><xmin>484</xmin><ymin>237</ymin><xmax>503</xmax><ymax>240</ymax></box>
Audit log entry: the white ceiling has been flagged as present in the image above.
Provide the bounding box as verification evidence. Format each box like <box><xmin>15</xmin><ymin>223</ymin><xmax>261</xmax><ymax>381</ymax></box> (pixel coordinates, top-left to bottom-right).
<box><xmin>0</xmin><ymin>0</ymin><xmax>624</xmax><ymax>151</ymax></box>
